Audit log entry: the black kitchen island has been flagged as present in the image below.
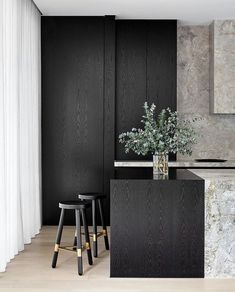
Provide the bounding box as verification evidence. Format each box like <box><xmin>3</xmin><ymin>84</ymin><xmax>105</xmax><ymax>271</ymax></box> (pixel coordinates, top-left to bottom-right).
<box><xmin>110</xmin><ymin>169</ymin><xmax>204</xmax><ymax>278</ymax></box>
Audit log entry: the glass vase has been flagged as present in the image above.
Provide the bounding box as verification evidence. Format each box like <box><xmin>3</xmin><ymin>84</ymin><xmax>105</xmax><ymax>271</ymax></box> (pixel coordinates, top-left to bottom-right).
<box><xmin>153</xmin><ymin>153</ymin><xmax>169</xmax><ymax>176</ymax></box>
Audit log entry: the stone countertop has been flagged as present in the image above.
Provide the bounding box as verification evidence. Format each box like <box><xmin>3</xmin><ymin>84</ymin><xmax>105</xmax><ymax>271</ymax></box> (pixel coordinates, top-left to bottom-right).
<box><xmin>114</xmin><ymin>160</ymin><xmax>235</xmax><ymax>168</ymax></box>
<box><xmin>190</xmin><ymin>169</ymin><xmax>235</xmax><ymax>179</ymax></box>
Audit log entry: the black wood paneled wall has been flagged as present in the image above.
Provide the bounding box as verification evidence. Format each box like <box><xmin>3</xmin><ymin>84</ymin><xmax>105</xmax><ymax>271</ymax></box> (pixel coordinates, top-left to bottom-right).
<box><xmin>116</xmin><ymin>20</ymin><xmax>177</xmax><ymax>160</ymax></box>
<box><xmin>42</xmin><ymin>16</ymin><xmax>115</xmax><ymax>225</ymax></box>
<box><xmin>42</xmin><ymin>17</ymin><xmax>176</xmax><ymax>224</ymax></box>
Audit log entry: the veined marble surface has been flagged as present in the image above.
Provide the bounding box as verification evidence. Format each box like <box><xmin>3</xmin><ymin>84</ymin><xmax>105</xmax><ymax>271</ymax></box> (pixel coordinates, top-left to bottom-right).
<box><xmin>211</xmin><ymin>20</ymin><xmax>235</xmax><ymax>114</ymax></box>
<box><xmin>177</xmin><ymin>24</ymin><xmax>235</xmax><ymax>160</ymax></box>
<box><xmin>191</xmin><ymin>169</ymin><xmax>235</xmax><ymax>278</ymax></box>
<box><xmin>114</xmin><ymin>160</ymin><xmax>235</xmax><ymax>168</ymax></box>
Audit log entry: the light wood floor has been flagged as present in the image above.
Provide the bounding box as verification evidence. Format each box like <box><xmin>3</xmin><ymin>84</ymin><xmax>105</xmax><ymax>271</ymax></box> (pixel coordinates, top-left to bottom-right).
<box><xmin>1</xmin><ymin>226</ymin><xmax>235</xmax><ymax>292</ymax></box>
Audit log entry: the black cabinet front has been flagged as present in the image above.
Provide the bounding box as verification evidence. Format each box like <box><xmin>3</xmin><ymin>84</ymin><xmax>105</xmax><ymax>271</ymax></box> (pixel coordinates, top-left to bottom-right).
<box><xmin>42</xmin><ymin>17</ymin><xmax>111</xmax><ymax>225</ymax></box>
<box><xmin>110</xmin><ymin>171</ymin><xmax>204</xmax><ymax>278</ymax></box>
<box><xmin>116</xmin><ymin>20</ymin><xmax>177</xmax><ymax>160</ymax></box>
<box><xmin>42</xmin><ymin>17</ymin><xmax>176</xmax><ymax>225</ymax></box>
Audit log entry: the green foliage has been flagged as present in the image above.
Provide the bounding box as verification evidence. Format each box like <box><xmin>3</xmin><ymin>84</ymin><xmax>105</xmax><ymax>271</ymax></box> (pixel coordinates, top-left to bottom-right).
<box><xmin>119</xmin><ymin>102</ymin><xmax>198</xmax><ymax>156</ymax></box>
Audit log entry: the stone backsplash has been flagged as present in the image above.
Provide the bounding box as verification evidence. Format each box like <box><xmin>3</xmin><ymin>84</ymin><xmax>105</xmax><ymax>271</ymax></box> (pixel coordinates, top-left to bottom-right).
<box><xmin>177</xmin><ymin>24</ymin><xmax>235</xmax><ymax>160</ymax></box>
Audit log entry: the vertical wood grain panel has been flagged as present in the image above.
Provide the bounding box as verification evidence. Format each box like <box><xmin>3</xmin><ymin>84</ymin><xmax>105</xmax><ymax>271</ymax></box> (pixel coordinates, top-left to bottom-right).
<box><xmin>115</xmin><ymin>20</ymin><xmax>177</xmax><ymax>160</ymax></box>
<box><xmin>147</xmin><ymin>20</ymin><xmax>177</xmax><ymax>112</ymax></box>
<box><xmin>110</xmin><ymin>177</ymin><xmax>204</xmax><ymax>277</ymax></box>
<box><xmin>103</xmin><ymin>15</ymin><xmax>116</xmax><ymax>224</ymax></box>
<box><xmin>42</xmin><ymin>17</ymin><xmax>104</xmax><ymax>225</ymax></box>
<box><xmin>115</xmin><ymin>20</ymin><xmax>147</xmax><ymax>160</ymax></box>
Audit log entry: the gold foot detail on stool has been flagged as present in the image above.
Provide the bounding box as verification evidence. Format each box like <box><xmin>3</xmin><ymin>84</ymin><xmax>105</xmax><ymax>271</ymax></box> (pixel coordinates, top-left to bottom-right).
<box><xmin>85</xmin><ymin>242</ymin><xmax>90</xmax><ymax>250</ymax></box>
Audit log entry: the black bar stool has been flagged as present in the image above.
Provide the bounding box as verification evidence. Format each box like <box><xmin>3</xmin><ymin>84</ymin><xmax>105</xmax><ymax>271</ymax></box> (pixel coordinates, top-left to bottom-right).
<box><xmin>52</xmin><ymin>201</ymin><xmax>93</xmax><ymax>275</ymax></box>
<box><xmin>77</xmin><ymin>193</ymin><xmax>109</xmax><ymax>257</ymax></box>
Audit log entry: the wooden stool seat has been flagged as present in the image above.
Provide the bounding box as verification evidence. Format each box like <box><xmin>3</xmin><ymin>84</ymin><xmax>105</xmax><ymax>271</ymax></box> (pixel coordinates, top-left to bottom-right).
<box><xmin>78</xmin><ymin>193</ymin><xmax>105</xmax><ymax>200</ymax></box>
<box><xmin>59</xmin><ymin>201</ymin><xmax>90</xmax><ymax>210</ymax></box>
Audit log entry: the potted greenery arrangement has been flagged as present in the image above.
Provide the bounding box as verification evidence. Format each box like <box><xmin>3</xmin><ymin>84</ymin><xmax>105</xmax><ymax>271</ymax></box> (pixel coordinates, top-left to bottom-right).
<box><xmin>119</xmin><ymin>102</ymin><xmax>197</xmax><ymax>176</ymax></box>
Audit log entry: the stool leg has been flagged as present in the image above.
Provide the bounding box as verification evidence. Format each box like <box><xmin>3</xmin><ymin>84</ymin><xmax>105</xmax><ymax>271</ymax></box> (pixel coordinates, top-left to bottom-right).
<box><xmin>92</xmin><ymin>200</ymin><xmax>98</xmax><ymax>257</ymax></box>
<box><xmin>81</xmin><ymin>209</ymin><xmax>93</xmax><ymax>265</ymax></box>
<box><xmin>73</xmin><ymin>230</ymin><xmax>77</xmax><ymax>251</ymax></box>
<box><xmin>98</xmin><ymin>198</ymin><xmax>109</xmax><ymax>250</ymax></box>
<box><xmin>52</xmin><ymin>208</ymin><xmax>64</xmax><ymax>268</ymax></box>
<box><xmin>75</xmin><ymin>210</ymin><xmax>83</xmax><ymax>275</ymax></box>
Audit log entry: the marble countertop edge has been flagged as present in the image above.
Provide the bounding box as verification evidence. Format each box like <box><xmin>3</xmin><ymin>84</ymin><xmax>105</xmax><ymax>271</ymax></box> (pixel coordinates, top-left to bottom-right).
<box><xmin>114</xmin><ymin>160</ymin><xmax>235</xmax><ymax>168</ymax></box>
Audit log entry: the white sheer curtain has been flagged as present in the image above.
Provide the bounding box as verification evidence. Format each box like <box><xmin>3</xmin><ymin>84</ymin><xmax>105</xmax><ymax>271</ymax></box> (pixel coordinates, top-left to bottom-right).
<box><xmin>0</xmin><ymin>0</ymin><xmax>41</xmax><ymax>272</ymax></box>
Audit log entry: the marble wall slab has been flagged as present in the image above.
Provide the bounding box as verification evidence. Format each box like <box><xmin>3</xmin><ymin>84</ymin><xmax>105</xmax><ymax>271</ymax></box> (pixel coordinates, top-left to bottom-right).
<box><xmin>211</xmin><ymin>21</ymin><xmax>235</xmax><ymax>114</ymax></box>
<box><xmin>177</xmin><ymin>24</ymin><xmax>235</xmax><ymax>160</ymax></box>
<box><xmin>177</xmin><ymin>25</ymin><xmax>210</xmax><ymax>114</ymax></box>
<box><xmin>178</xmin><ymin>113</ymin><xmax>235</xmax><ymax>160</ymax></box>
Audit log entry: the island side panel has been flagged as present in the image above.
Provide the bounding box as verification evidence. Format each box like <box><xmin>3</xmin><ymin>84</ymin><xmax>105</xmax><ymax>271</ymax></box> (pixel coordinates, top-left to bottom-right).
<box><xmin>205</xmin><ymin>179</ymin><xmax>235</xmax><ymax>277</ymax></box>
<box><xmin>110</xmin><ymin>179</ymin><xmax>204</xmax><ymax>277</ymax></box>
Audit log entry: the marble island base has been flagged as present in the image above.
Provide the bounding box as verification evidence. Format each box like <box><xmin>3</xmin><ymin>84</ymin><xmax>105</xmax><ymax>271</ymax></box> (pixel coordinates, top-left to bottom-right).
<box><xmin>191</xmin><ymin>169</ymin><xmax>235</xmax><ymax>278</ymax></box>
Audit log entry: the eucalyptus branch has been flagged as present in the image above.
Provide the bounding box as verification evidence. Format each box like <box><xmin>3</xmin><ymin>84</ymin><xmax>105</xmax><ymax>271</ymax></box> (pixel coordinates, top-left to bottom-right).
<box><xmin>119</xmin><ymin>102</ymin><xmax>197</xmax><ymax>156</ymax></box>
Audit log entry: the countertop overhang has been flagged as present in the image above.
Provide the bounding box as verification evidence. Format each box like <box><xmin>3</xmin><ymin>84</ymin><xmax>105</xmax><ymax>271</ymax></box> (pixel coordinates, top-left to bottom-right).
<box><xmin>114</xmin><ymin>160</ymin><xmax>235</xmax><ymax>168</ymax></box>
<box><xmin>113</xmin><ymin>169</ymin><xmax>203</xmax><ymax>180</ymax></box>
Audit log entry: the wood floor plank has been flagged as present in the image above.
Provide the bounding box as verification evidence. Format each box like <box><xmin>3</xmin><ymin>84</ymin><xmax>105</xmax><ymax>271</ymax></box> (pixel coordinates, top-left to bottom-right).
<box><xmin>0</xmin><ymin>226</ymin><xmax>234</xmax><ymax>291</ymax></box>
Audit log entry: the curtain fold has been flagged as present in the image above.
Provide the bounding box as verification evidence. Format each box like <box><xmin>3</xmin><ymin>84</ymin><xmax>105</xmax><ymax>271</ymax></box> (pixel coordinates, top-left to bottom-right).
<box><xmin>0</xmin><ymin>0</ymin><xmax>41</xmax><ymax>272</ymax></box>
